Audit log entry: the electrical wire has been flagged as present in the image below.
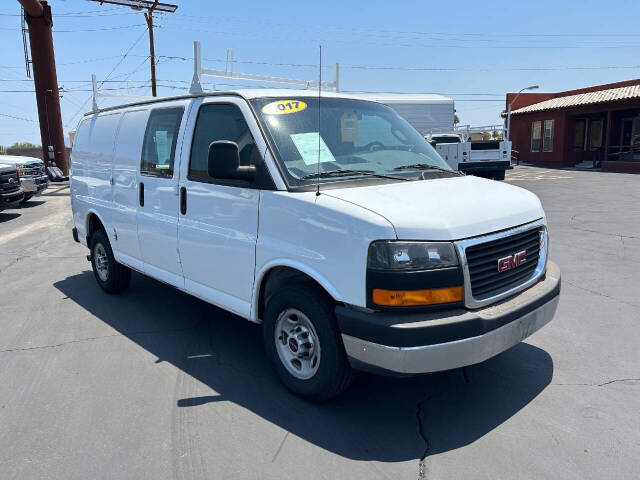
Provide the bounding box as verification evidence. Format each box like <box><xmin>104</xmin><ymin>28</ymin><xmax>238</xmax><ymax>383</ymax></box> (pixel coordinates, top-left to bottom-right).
<box><xmin>63</xmin><ymin>28</ymin><xmax>148</xmax><ymax>129</ymax></box>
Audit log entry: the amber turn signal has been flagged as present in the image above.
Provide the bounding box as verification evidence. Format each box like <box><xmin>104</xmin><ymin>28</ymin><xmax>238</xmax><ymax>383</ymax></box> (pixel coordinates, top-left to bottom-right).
<box><xmin>372</xmin><ymin>286</ymin><xmax>463</xmax><ymax>307</ymax></box>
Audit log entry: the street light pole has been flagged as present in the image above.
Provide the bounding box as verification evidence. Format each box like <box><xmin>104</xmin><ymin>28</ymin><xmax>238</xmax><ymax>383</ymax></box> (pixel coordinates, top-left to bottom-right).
<box><xmin>506</xmin><ymin>85</ymin><xmax>539</xmax><ymax>141</ymax></box>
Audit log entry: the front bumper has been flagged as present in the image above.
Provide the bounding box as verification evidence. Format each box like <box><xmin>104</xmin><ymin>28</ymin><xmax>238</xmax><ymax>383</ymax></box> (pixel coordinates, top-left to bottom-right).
<box><xmin>20</xmin><ymin>175</ymin><xmax>49</xmax><ymax>194</ymax></box>
<box><xmin>0</xmin><ymin>187</ymin><xmax>26</xmax><ymax>208</ymax></box>
<box><xmin>458</xmin><ymin>161</ymin><xmax>512</xmax><ymax>173</ymax></box>
<box><xmin>337</xmin><ymin>261</ymin><xmax>560</xmax><ymax>375</ymax></box>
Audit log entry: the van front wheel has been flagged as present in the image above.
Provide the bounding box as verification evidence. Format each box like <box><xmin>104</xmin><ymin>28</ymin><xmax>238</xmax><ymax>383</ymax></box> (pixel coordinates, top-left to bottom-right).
<box><xmin>263</xmin><ymin>286</ymin><xmax>352</xmax><ymax>401</ymax></box>
<box><xmin>90</xmin><ymin>229</ymin><xmax>131</xmax><ymax>294</ymax></box>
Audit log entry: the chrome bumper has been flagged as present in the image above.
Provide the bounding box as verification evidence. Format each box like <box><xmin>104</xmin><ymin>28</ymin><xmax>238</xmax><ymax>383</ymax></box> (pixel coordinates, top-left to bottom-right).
<box><xmin>341</xmin><ymin>262</ymin><xmax>560</xmax><ymax>375</ymax></box>
<box><xmin>20</xmin><ymin>175</ymin><xmax>48</xmax><ymax>194</ymax></box>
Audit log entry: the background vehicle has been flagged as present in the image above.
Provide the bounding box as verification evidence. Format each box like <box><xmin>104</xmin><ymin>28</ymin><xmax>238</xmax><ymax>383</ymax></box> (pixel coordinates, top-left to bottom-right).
<box><xmin>426</xmin><ymin>128</ymin><xmax>512</xmax><ymax>180</ymax></box>
<box><xmin>0</xmin><ymin>155</ymin><xmax>49</xmax><ymax>203</ymax></box>
<box><xmin>70</xmin><ymin>90</ymin><xmax>559</xmax><ymax>401</ymax></box>
<box><xmin>0</xmin><ymin>164</ymin><xmax>25</xmax><ymax>211</ymax></box>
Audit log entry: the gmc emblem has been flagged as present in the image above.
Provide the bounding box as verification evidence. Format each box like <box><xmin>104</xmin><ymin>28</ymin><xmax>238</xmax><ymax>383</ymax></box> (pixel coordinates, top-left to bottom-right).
<box><xmin>498</xmin><ymin>250</ymin><xmax>527</xmax><ymax>272</ymax></box>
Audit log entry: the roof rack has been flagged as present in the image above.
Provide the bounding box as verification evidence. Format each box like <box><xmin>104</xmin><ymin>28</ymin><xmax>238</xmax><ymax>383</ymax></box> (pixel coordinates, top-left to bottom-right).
<box><xmin>188</xmin><ymin>41</ymin><xmax>339</xmax><ymax>94</ymax></box>
<box><xmin>91</xmin><ymin>74</ymin><xmax>153</xmax><ymax>112</ymax></box>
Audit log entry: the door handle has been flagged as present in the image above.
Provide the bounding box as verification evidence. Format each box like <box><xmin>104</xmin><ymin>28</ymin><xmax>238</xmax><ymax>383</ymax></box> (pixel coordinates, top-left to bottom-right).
<box><xmin>139</xmin><ymin>182</ymin><xmax>144</xmax><ymax>207</ymax></box>
<box><xmin>180</xmin><ymin>186</ymin><xmax>187</xmax><ymax>215</ymax></box>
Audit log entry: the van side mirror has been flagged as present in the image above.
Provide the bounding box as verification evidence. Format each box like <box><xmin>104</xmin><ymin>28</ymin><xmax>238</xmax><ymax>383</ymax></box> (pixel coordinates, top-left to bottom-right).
<box><xmin>207</xmin><ymin>141</ymin><xmax>256</xmax><ymax>181</ymax></box>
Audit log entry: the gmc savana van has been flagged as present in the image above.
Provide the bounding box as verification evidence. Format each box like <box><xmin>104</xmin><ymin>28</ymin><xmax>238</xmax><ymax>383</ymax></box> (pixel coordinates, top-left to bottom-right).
<box><xmin>70</xmin><ymin>90</ymin><xmax>560</xmax><ymax>400</ymax></box>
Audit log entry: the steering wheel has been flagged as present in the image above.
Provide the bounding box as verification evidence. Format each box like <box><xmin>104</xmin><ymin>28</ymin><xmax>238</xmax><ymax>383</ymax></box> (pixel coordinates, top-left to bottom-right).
<box><xmin>361</xmin><ymin>141</ymin><xmax>385</xmax><ymax>152</ymax></box>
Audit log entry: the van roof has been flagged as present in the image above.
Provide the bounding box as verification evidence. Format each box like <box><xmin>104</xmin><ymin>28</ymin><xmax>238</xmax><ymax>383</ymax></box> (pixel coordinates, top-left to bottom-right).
<box><xmin>83</xmin><ymin>89</ymin><xmax>453</xmax><ymax>116</ymax></box>
<box><xmin>84</xmin><ymin>89</ymin><xmax>372</xmax><ymax>116</ymax></box>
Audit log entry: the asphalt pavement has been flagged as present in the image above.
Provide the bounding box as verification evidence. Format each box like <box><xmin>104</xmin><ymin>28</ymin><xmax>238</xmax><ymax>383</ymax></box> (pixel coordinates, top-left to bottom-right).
<box><xmin>0</xmin><ymin>167</ymin><xmax>638</xmax><ymax>479</ymax></box>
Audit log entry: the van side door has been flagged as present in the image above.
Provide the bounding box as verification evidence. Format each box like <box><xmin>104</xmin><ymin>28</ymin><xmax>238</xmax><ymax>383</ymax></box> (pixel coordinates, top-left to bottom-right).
<box><xmin>137</xmin><ymin>105</ymin><xmax>187</xmax><ymax>288</ymax></box>
<box><xmin>111</xmin><ymin>109</ymin><xmax>149</xmax><ymax>271</ymax></box>
<box><xmin>178</xmin><ymin>98</ymin><xmax>273</xmax><ymax>318</ymax></box>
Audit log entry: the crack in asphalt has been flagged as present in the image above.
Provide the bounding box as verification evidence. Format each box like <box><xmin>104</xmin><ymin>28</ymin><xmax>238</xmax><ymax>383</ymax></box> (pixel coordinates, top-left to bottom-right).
<box><xmin>552</xmin><ymin>378</ymin><xmax>640</xmax><ymax>388</ymax></box>
<box><xmin>0</xmin><ymin>254</ymin><xmax>28</xmax><ymax>273</ymax></box>
<box><xmin>0</xmin><ymin>327</ymin><xmax>197</xmax><ymax>354</ymax></box>
<box><xmin>415</xmin><ymin>369</ymin><xmax>470</xmax><ymax>479</ymax></box>
<box><xmin>415</xmin><ymin>389</ymin><xmax>445</xmax><ymax>480</ymax></box>
<box><xmin>568</xmin><ymin>213</ymin><xmax>640</xmax><ymax>241</ymax></box>
<box><xmin>271</xmin><ymin>431</ymin><xmax>289</xmax><ymax>463</ymax></box>
<box><xmin>207</xmin><ymin>334</ymin><xmax>266</xmax><ymax>380</ymax></box>
<box><xmin>563</xmin><ymin>280</ymin><xmax>640</xmax><ymax>309</ymax></box>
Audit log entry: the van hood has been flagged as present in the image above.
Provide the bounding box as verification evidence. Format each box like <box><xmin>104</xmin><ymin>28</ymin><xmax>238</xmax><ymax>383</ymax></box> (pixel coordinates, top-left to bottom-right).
<box><xmin>324</xmin><ymin>176</ymin><xmax>544</xmax><ymax>240</ymax></box>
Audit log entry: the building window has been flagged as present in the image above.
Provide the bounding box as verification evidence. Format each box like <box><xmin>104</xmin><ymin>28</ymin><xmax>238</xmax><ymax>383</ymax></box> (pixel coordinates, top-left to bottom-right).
<box><xmin>590</xmin><ymin>119</ymin><xmax>603</xmax><ymax>150</ymax></box>
<box><xmin>531</xmin><ymin>121</ymin><xmax>542</xmax><ymax>152</ymax></box>
<box><xmin>543</xmin><ymin>120</ymin><xmax>554</xmax><ymax>152</ymax></box>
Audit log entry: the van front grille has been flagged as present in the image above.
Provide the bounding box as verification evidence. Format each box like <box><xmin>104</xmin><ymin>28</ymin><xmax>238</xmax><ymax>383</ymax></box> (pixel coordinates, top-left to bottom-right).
<box><xmin>465</xmin><ymin>228</ymin><xmax>541</xmax><ymax>299</ymax></box>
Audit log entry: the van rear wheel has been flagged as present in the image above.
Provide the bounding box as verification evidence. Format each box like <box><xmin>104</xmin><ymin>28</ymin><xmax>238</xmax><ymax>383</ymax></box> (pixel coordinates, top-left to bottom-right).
<box><xmin>90</xmin><ymin>229</ymin><xmax>131</xmax><ymax>294</ymax></box>
<box><xmin>263</xmin><ymin>285</ymin><xmax>352</xmax><ymax>401</ymax></box>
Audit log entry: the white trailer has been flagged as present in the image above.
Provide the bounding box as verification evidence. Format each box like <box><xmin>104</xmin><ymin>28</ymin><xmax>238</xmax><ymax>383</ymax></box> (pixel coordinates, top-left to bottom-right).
<box><xmin>351</xmin><ymin>93</ymin><xmax>455</xmax><ymax>135</ymax></box>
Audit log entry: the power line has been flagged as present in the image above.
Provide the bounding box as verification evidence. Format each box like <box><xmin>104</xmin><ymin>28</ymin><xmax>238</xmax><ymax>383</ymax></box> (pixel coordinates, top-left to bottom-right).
<box><xmin>0</xmin><ymin>112</ymin><xmax>38</xmax><ymax>123</ymax></box>
<box><xmin>63</xmin><ymin>28</ymin><xmax>149</xmax><ymax>129</ymax></box>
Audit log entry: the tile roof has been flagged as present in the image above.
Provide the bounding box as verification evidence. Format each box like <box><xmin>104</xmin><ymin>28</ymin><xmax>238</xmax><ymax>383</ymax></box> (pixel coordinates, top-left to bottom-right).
<box><xmin>512</xmin><ymin>84</ymin><xmax>640</xmax><ymax>115</ymax></box>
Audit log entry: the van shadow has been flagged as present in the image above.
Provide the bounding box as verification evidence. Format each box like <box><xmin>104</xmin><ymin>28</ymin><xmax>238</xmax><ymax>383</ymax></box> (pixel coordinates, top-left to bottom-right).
<box><xmin>0</xmin><ymin>212</ymin><xmax>21</xmax><ymax>222</ymax></box>
<box><xmin>20</xmin><ymin>200</ymin><xmax>45</xmax><ymax>208</ymax></box>
<box><xmin>54</xmin><ymin>271</ymin><xmax>554</xmax><ymax>462</ymax></box>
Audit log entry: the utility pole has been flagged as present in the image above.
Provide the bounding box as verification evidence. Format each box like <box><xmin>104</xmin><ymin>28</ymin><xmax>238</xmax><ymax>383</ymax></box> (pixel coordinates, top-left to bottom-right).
<box><xmin>89</xmin><ymin>1</ymin><xmax>178</xmax><ymax>98</ymax></box>
<box><xmin>17</xmin><ymin>0</ymin><xmax>67</xmax><ymax>175</ymax></box>
<box><xmin>144</xmin><ymin>6</ymin><xmax>157</xmax><ymax>96</ymax></box>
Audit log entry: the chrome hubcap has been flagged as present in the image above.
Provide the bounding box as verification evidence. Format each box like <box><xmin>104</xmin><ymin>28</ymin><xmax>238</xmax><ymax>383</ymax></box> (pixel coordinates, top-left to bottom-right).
<box><xmin>94</xmin><ymin>243</ymin><xmax>109</xmax><ymax>282</ymax></box>
<box><xmin>274</xmin><ymin>308</ymin><xmax>321</xmax><ymax>380</ymax></box>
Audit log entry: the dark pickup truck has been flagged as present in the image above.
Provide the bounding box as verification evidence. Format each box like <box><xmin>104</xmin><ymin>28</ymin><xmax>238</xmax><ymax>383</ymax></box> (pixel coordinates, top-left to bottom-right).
<box><xmin>0</xmin><ymin>165</ymin><xmax>25</xmax><ymax>212</ymax></box>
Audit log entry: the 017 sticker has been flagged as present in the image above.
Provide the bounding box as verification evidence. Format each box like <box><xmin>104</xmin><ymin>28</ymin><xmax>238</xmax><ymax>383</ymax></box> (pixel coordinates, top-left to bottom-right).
<box><xmin>262</xmin><ymin>100</ymin><xmax>307</xmax><ymax>115</ymax></box>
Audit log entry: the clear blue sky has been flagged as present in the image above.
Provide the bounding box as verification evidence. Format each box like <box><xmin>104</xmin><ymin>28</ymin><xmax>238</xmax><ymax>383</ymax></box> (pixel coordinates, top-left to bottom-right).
<box><xmin>1</xmin><ymin>0</ymin><xmax>639</xmax><ymax>146</ymax></box>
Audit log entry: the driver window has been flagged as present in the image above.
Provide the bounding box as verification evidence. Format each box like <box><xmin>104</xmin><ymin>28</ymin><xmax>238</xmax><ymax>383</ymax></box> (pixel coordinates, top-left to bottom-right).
<box><xmin>189</xmin><ymin>103</ymin><xmax>257</xmax><ymax>180</ymax></box>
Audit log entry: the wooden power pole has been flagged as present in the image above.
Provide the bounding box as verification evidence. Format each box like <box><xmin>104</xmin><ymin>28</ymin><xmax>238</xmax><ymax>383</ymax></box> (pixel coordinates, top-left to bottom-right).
<box><xmin>89</xmin><ymin>1</ymin><xmax>178</xmax><ymax>97</ymax></box>
<box><xmin>17</xmin><ymin>0</ymin><xmax>68</xmax><ymax>174</ymax></box>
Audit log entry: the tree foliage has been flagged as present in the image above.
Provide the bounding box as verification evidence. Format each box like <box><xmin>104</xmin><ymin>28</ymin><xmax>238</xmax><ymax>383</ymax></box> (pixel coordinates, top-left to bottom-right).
<box><xmin>9</xmin><ymin>142</ymin><xmax>40</xmax><ymax>149</ymax></box>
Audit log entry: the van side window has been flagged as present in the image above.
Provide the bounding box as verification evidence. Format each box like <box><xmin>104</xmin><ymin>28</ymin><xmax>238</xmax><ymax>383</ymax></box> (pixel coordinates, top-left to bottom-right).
<box><xmin>141</xmin><ymin>107</ymin><xmax>184</xmax><ymax>178</ymax></box>
<box><xmin>188</xmin><ymin>104</ymin><xmax>257</xmax><ymax>180</ymax></box>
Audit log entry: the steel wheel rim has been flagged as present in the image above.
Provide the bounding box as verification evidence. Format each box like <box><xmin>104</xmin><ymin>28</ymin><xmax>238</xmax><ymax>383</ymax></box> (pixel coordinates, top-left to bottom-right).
<box><xmin>94</xmin><ymin>243</ymin><xmax>109</xmax><ymax>282</ymax></box>
<box><xmin>274</xmin><ymin>308</ymin><xmax>321</xmax><ymax>380</ymax></box>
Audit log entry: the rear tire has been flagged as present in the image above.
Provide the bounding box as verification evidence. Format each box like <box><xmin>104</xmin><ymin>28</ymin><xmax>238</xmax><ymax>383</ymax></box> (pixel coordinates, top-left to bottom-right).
<box><xmin>90</xmin><ymin>229</ymin><xmax>131</xmax><ymax>294</ymax></box>
<box><xmin>263</xmin><ymin>285</ymin><xmax>352</xmax><ymax>401</ymax></box>
<box><xmin>493</xmin><ymin>170</ymin><xmax>506</xmax><ymax>181</ymax></box>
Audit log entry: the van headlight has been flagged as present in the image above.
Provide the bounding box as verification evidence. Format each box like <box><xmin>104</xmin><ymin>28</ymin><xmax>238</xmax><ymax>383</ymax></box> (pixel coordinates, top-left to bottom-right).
<box><xmin>367</xmin><ymin>241</ymin><xmax>459</xmax><ymax>270</ymax></box>
<box><xmin>367</xmin><ymin>241</ymin><xmax>463</xmax><ymax>307</ymax></box>
<box><xmin>16</xmin><ymin>164</ymin><xmax>24</xmax><ymax>177</ymax></box>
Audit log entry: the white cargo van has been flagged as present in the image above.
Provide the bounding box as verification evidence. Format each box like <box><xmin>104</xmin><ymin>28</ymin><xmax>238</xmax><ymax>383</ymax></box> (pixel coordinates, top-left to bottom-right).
<box><xmin>70</xmin><ymin>90</ymin><xmax>560</xmax><ymax>400</ymax></box>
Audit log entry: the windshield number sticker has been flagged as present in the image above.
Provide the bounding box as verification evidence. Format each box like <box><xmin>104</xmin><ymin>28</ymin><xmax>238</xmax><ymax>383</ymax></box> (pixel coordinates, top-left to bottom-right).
<box><xmin>262</xmin><ymin>100</ymin><xmax>307</xmax><ymax>115</ymax></box>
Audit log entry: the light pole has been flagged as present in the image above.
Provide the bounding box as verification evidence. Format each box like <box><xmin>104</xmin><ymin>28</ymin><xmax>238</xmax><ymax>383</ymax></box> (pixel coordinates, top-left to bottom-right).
<box><xmin>506</xmin><ymin>85</ymin><xmax>539</xmax><ymax>141</ymax></box>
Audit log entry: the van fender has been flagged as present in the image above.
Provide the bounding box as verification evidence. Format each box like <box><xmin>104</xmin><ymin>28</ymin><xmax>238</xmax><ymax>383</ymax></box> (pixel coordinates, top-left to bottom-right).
<box><xmin>84</xmin><ymin>208</ymin><xmax>119</xmax><ymax>259</ymax></box>
<box><xmin>251</xmin><ymin>259</ymin><xmax>343</xmax><ymax>323</ymax></box>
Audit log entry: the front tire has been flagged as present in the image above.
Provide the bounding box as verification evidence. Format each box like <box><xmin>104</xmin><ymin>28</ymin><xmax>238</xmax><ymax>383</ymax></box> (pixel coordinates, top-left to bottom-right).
<box><xmin>263</xmin><ymin>285</ymin><xmax>352</xmax><ymax>401</ymax></box>
<box><xmin>20</xmin><ymin>194</ymin><xmax>34</xmax><ymax>204</ymax></box>
<box><xmin>90</xmin><ymin>229</ymin><xmax>131</xmax><ymax>294</ymax></box>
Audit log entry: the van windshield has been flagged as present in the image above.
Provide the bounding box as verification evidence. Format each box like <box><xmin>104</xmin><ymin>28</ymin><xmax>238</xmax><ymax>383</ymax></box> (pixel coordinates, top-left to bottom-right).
<box><xmin>250</xmin><ymin>97</ymin><xmax>452</xmax><ymax>186</ymax></box>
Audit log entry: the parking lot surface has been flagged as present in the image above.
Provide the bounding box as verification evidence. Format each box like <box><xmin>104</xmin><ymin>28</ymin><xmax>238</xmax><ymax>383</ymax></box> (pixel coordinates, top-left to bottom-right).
<box><xmin>1</xmin><ymin>166</ymin><xmax>638</xmax><ymax>479</ymax></box>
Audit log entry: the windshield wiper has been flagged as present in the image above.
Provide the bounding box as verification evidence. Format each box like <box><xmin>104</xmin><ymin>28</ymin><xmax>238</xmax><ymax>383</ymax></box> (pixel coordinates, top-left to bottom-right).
<box><xmin>301</xmin><ymin>169</ymin><xmax>408</xmax><ymax>181</ymax></box>
<box><xmin>393</xmin><ymin>163</ymin><xmax>463</xmax><ymax>175</ymax></box>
